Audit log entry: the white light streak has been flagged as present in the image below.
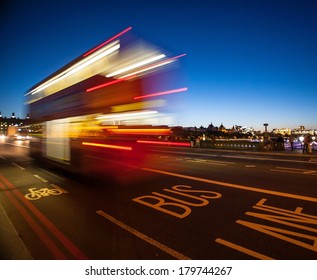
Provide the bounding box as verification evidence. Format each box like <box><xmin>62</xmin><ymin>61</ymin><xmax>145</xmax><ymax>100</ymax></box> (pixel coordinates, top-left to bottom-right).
<box><xmin>96</xmin><ymin>110</ymin><xmax>158</xmax><ymax>121</ymax></box>
<box><xmin>105</xmin><ymin>54</ymin><xmax>166</xmax><ymax>78</ymax></box>
<box><xmin>27</xmin><ymin>42</ymin><xmax>120</xmax><ymax>96</ymax></box>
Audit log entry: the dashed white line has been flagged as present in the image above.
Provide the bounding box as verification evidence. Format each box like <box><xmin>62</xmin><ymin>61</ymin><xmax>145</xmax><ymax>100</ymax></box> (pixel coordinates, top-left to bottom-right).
<box><xmin>271</xmin><ymin>167</ymin><xmax>317</xmax><ymax>176</ymax></box>
<box><xmin>33</xmin><ymin>175</ymin><xmax>48</xmax><ymax>183</ymax></box>
<box><xmin>96</xmin><ymin>210</ymin><xmax>191</xmax><ymax>260</ymax></box>
<box><xmin>11</xmin><ymin>162</ymin><xmax>25</xmax><ymax>170</ymax></box>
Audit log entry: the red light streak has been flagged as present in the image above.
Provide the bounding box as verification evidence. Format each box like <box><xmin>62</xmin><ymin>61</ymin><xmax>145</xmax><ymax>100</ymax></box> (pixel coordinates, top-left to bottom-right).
<box><xmin>108</xmin><ymin>128</ymin><xmax>170</xmax><ymax>135</ymax></box>
<box><xmin>82</xmin><ymin>142</ymin><xmax>132</xmax><ymax>151</ymax></box>
<box><xmin>83</xmin><ymin>26</ymin><xmax>132</xmax><ymax>57</ymax></box>
<box><xmin>134</xmin><ymin>87</ymin><xmax>187</xmax><ymax>100</ymax></box>
<box><xmin>137</xmin><ymin>140</ymin><xmax>190</xmax><ymax>147</ymax></box>
<box><xmin>86</xmin><ymin>78</ymin><xmax>125</xmax><ymax>92</ymax></box>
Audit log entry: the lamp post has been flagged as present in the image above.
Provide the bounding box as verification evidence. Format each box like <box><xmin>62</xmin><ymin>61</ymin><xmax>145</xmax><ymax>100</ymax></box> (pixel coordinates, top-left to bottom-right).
<box><xmin>263</xmin><ymin>123</ymin><xmax>269</xmax><ymax>142</ymax></box>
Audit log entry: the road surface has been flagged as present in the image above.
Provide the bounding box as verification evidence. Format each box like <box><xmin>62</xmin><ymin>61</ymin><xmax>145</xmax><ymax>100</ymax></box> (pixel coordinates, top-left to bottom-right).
<box><xmin>0</xmin><ymin>139</ymin><xmax>316</xmax><ymax>260</ymax></box>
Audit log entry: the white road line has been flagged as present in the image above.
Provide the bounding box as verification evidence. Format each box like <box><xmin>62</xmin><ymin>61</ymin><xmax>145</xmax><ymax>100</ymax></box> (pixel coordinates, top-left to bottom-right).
<box><xmin>11</xmin><ymin>162</ymin><xmax>25</xmax><ymax>170</ymax></box>
<box><xmin>96</xmin><ymin>210</ymin><xmax>191</xmax><ymax>260</ymax></box>
<box><xmin>0</xmin><ymin>156</ymin><xmax>6</xmax><ymax>160</ymax></box>
<box><xmin>152</xmin><ymin>149</ymin><xmax>317</xmax><ymax>164</ymax></box>
<box><xmin>33</xmin><ymin>175</ymin><xmax>48</xmax><ymax>183</ymax></box>
<box><xmin>4</xmin><ymin>142</ymin><xmax>30</xmax><ymax>149</ymax></box>
<box><xmin>187</xmin><ymin>159</ymin><xmax>229</xmax><ymax>166</ymax></box>
<box><xmin>275</xmin><ymin>166</ymin><xmax>317</xmax><ymax>172</ymax></box>
<box><xmin>142</xmin><ymin>167</ymin><xmax>317</xmax><ymax>203</ymax></box>
<box><xmin>271</xmin><ymin>167</ymin><xmax>317</xmax><ymax>176</ymax></box>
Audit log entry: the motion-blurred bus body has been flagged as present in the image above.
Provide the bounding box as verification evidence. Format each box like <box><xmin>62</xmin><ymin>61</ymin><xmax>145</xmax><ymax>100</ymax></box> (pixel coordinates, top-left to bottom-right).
<box><xmin>25</xmin><ymin>28</ymin><xmax>186</xmax><ymax>177</ymax></box>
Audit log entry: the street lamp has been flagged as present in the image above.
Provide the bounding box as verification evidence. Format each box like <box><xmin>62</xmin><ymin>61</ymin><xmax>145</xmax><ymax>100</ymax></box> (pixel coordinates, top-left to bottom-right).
<box><xmin>263</xmin><ymin>123</ymin><xmax>269</xmax><ymax>141</ymax></box>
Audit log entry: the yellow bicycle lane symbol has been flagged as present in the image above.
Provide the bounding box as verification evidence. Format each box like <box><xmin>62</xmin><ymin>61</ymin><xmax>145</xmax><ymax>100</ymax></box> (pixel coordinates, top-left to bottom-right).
<box><xmin>24</xmin><ymin>186</ymin><xmax>66</xmax><ymax>200</ymax></box>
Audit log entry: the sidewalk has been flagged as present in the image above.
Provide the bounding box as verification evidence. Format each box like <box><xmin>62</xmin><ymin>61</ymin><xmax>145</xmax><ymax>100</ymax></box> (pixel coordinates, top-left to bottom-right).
<box><xmin>0</xmin><ymin>203</ymin><xmax>33</xmax><ymax>260</ymax></box>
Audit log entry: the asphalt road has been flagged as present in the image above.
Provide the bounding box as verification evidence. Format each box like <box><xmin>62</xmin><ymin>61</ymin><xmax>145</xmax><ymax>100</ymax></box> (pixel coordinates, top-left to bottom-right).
<box><xmin>1</xmin><ymin>139</ymin><xmax>316</xmax><ymax>260</ymax></box>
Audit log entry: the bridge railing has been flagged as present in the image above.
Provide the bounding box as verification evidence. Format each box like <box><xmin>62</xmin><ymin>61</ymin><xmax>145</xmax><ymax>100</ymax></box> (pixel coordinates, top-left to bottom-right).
<box><xmin>199</xmin><ymin>139</ymin><xmax>262</xmax><ymax>151</ymax></box>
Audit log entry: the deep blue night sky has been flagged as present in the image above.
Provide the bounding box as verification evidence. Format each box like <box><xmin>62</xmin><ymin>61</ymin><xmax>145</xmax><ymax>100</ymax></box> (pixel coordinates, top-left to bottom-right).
<box><xmin>1</xmin><ymin>0</ymin><xmax>317</xmax><ymax>130</ymax></box>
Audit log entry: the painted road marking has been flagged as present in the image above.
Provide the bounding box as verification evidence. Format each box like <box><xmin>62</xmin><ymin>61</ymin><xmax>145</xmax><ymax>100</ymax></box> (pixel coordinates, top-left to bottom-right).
<box><xmin>0</xmin><ymin>156</ymin><xmax>6</xmax><ymax>160</ymax></box>
<box><xmin>96</xmin><ymin>210</ymin><xmax>191</xmax><ymax>260</ymax></box>
<box><xmin>33</xmin><ymin>174</ymin><xmax>49</xmax><ymax>183</ymax></box>
<box><xmin>215</xmin><ymin>238</ymin><xmax>274</xmax><ymax>260</ymax></box>
<box><xmin>245</xmin><ymin>165</ymin><xmax>256</xmax><ymax>168</ymax></box>
<box><xmin>171</xmin><ymin>156</ymin><xmax>235</xmax><ymax>166</ymax></box>
<box><xmin>142</xmin><ymin>168</ymin><xmax>317</xmax><ymax>203</ymax></box>
<box><xmin>271</xmin><ymin>167</ymin><xmax>317</xmax><ymax>176</ymax></box>
<box><xmin>155</xmin><ymin>149</ymin><xmax>317</xmax><ymax>165</ymax></box>
<box><xmin>12</xmin><ymin>162</ymin><xmax>25</xmax><ymax>170</ymax></box>
<box><xmin>187</xmin><ymin>159</ymin><xmax>227</xmax><ymax>166</ymax></box>
<box><xmin>0</xmin><ymin>173</ymin><xmax>87</xmax><ymax>259</ymax></box>
<box><xmin>133</xmin><ymin>185</ymin><xmax>222</xmax><ymax>219</ymax></box>
<box><xmin>24</xmin><ymin>187</ymin><xmax>66</xmax><ymax>200</ymax></box>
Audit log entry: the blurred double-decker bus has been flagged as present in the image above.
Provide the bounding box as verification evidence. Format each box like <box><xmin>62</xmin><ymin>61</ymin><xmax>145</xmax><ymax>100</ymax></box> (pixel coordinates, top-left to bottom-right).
<box><xmin>25</xmin><ymin>27</ymin><xmax>186</xmax><ymax>177</ymax></box>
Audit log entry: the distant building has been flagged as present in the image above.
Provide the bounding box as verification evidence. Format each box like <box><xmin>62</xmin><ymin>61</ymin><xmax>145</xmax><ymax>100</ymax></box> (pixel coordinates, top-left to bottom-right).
<box><xmin>292</xmin><ymin>126</ymin><xmax>316</xmax><ymax>136</ymax></box>
<box><xmin>0</xmin><ymin>112</ymin><xmax>31</xmax><ymax>135</ymax></box>
<box><xmin>272</xmin><ymin>128</ymin><xmax>291</xmax><ymax>135</ymax></box>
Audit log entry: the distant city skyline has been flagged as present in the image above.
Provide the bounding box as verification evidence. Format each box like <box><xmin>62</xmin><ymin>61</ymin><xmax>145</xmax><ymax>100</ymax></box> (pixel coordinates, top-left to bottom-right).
<box><xmin>1</xmin><ymin>0</ymin><xmax>317</xmax><ymax>131</ymax></box>
<box><xmin>1</xmin><ymin>109</ymin><xmax>316</xmax><ymax>134</ymax></box>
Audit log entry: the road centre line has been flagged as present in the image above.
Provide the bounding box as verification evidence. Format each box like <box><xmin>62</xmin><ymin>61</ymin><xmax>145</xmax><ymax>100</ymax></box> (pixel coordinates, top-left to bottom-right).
<box><xmin>0</xmin><ymin>155</ymin><xmax>6</xmax><ymax>159</ymax></box>
<box><xmin>215</xmin><ymin>238</ymin><xmax>274</xmax><ymax>260</ymax></box>
<box><xmin>141</xmin><ymin>167</ymin><xmax>317</xmax><ymax>203</ymax></box>
<box><xmin>96</xmin><ymin>210</ymin><xmax>191</xmax><ymax>260</ymax></box>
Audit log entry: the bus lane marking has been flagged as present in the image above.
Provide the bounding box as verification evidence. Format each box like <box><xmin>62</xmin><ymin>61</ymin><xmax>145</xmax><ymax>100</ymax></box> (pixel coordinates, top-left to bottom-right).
<box><xmin>96</xmin><ymin>210</ymin><xmax>191</xmax><ymax>260</ymax></box>
<box><xmin>236</xmin><ymin>198</ymin><xmax>317</xmax><ymax>252</ymax></box>
<box><xmin>137</xmin><ymin>168</ymin><xmax>317</xmax><ymax>258</ymax></box>
<box><xmin>134</xmin><ymin>168</ymin><xmax>317</xmax><ymax>220</ymax></box>
<box><xmin>133</xmin><ymin>185</ymin><xmax>221</xmax><ymax>218</ymax></box>
<box><xmin>216</xmin><ymin>198</ymin><xmax>317</xmax><ymax>258</ymax></box>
